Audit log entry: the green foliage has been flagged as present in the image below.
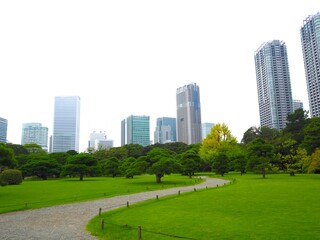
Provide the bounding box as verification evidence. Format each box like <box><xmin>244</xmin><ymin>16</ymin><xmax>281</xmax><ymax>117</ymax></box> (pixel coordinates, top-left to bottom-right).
<box><xmin>241</xmin><ymin>126</ymin><xmax>279</xmax><ymax>145</ymax></box>
<box><xmin>212</xmin><ymin>151</ymin><xmax>229</xmax><ymax>176</ymax></box>
<box><xmin>100</xmin><ymin>157</ymin><xmax>120</xmax><ymax>177</ymax></box>
<box><xmin>246</xmin><ymin>138</ymin><xmax>274</xmax><ymax>178</ymax></box>
<box><xmin>0</xmin><ymin>143</ymin><xmax>17</xmax><ymax>171</ymax></box>
<box><xmin>20</xmin><ymin>157</ymin><xmax>62</xmax><ymax>180</ymax></box>
<box><xmin>6</xmin><ymin>143</ymin><xmax>28</xmax><ymax>156</ymax></box>
<box><xmin>62</xmin><ymin>153</ymin><xmax>101</xmax><ymax>181</ymax></box>
<box><xmin>23</xmin><ymin>143</ymin><xmax>45</xmax><ymax>153</ymax></box>
<box><xmin>0</xmin><ymin>169</ymin><xmax>23</xmax><ymax>185</ymax></box>
<box><xmin>302</xmin><ymin>117</ymin><xmax>320</xmax><ymax>154</ymax></box>
<box><xmin>119</xmin><ymin>157</ymin><xmax>147</xmax><ymax>178</ymax></box>
<box><xmin>284</xmin><ymin>109</ymin><xmax>309</xmax><ymax>144</ymax></box>
<box><xmin>178</xmin><ymin>150</ymin><xmax>201</xmax><ymax>178</ymax></box>
<box><xmin>308</xmin><ymin>148</ymin><xmax>320</xmax><ymax>173</ymax></box>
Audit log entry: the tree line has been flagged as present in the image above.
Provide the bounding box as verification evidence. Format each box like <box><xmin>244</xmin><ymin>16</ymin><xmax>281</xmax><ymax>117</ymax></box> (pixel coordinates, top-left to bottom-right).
<box><xmin>1</xmin><ymin>109</ymin><xmax>320</xmax><ymax>185</ymax></box>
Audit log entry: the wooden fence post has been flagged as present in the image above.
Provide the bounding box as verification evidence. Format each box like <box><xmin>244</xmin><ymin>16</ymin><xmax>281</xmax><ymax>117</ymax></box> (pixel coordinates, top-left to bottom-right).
<box><xmin>99</xmin><ymin>208</ymin><xmax>102</xmax><ymax>216</ymax></box>
<box><xmin>101</xmin><ymin>219</ymin><xmax>104</xmax><ymax>230</ymax></box>
<box><xmin>127</xmin><ymin>201</ymin><xmax>129</xmax><ymax>207</ymax></box>
<box><xmin>138</xmin><ymin>225</ymin><xmax>142</xmax><ymax>240</ymax></box>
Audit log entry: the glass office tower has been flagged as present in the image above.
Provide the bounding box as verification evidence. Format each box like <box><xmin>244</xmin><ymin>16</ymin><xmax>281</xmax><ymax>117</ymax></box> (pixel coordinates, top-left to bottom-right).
<box><xmin>254</xmin><ymin>40</ymin><xmax>293</xmax><ymax>130</ymax></box>
<box><xmin>0</xmin><ymin>117</ymin><xmax>8</xmax><ymax>143</ymax></box>
<box><xmin>154</xmin><ymin>117</ymin><xmax>176</xmax><ymax>144</ymax></box>
<box><xmin>300</xmin><ymin>13</ymin><xmax>320</xmax><ymax>117</ymax></box>
<box><xmin>52</xmin><ymin>96</ymin><xmax>80</xmax><ymax>152</ymax></box>
<box><xmin>21</xmin><ymin>123</ymin><xmax>48</xmax><ymax>150</ymax></box>
<box><xmin>176</xmin><ymin>83</ymin><xmax>202</xmax><ymax>144</ymax></box>
<box><xmin>121</xmin><ymin>115</ymin><xmax>150</xmax><ymax>147</ymax></box>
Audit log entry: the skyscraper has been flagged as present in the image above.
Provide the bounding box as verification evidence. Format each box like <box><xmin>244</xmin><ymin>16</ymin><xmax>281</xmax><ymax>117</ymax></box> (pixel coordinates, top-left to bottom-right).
<box><xmin>254</xmin><ymin>40</ymin><xmax>293</xmax><ymax>130</ymax></box>
<box><xmin>300</xmin><ymin>13</ymin><xmax>320</xmax><ymax>117</ymax></box>
<box><xmin>0</xmin><ymin>117</ymin><xmax>8</xmax><ymax>143</ymax></box>
<box><xmin>52</xmin><ymin>96</ymin><xmax>80</xmax><ymax>152</ymax></box>
<box><xmin>176</xmin><ymin>83</ymin><xmax>202</xmax><ymax>144</ymax></box>
<box><xmin>202</xmin><ymin>122</ymin><xmax>215</xmax><ymax>140</ymax></box>
<box><xmin>293</xmin><ymin>99</ymin><xmax>304</xmax><ymax>111</ymax></box>
<box><xmin>121</xmin><ymin>115</ymin><xmax>150</xmax><ymax>147</ymax></box>
<box><xmin>88</xmin><ymin>130</ymin><xmax>113</xmax><ymax>150</ymax></box>
<box><xmin>21</xmin><ymin>123</ymin><xmax>48</xmax><ymax>150</ymax></box>
<box><xmin>154</xmin><ymin>117</ymin><xmax>176</xmax><ymax>144</ymax></box>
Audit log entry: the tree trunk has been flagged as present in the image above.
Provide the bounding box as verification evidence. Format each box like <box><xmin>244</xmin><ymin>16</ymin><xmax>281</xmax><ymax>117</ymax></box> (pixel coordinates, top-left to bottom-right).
<box><xmin>80</xmin><ymin>174</ymin><xmax>84</xmax><ymax>181</ymax></box>
<box><xmin>156</xmin><ymin>174</ymin><xmax>162</xmax><ymax>183</ymax></box>
<box><xmin>262</xmin><ymin>167</ymin><xmax>266</xmax><ymax>179</ymax></box>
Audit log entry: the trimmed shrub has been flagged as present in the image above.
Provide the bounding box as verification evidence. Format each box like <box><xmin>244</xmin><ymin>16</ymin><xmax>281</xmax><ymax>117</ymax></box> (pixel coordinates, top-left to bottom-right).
<box><xmin>0</xmin><ymin>169</ymin><xmax>23</xmax><ymax>185</ymax></box>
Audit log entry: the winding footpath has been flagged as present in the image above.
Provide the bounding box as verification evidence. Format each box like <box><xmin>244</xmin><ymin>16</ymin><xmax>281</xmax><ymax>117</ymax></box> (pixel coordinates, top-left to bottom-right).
<box><xmin>0</xmin><ymin>177</ymin><xmax>229</xmax><ymax>240</ymax></box>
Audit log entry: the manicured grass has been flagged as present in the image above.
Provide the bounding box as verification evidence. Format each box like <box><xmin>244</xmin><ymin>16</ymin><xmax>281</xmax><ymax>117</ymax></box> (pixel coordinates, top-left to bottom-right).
<box><xmin>0</xmin><ymin>174</ymin><xmax>202</xmax><ymax>214</ymax></box>
<box><xmin>87</xmin><ymin>173</ymin><xmax>320</xmax><ymax>240</ymax></box>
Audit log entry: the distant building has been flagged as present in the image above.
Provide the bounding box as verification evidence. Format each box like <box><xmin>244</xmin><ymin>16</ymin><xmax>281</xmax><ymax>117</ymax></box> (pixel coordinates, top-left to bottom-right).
<box><xmin>21</xmin><ymin>123</ymin><xmax>48</xmax><ymax>150</ymax></box>
<box><xmin>154</xmin><ymin>117</ymin><xmax>176</xmax><ymax>144</ymax></box>
<box><xmin>254</xmin><ymin>40</ymin><xmax>293</xmax><ymax>130</ymax></box>
<box><xmin>0</xmin><ymin>117</ymin><xmax>8</xmax><ymax>143</ymax></box>
<box><xmin>121</xmin><ymin>115</ymin><xmax>150</xmax><ymax>147</ymax></box>
<box><xmin>88</xmin><ymin>130</ymin><xmax>113</xmax><ymax>150</ymax></box>
<box><xmin>293</xmin><ymin>100</ymin><xmax>304</xmax><ymax>111</ymax></box>
<box><xmin>202</xmin><ymin>122</ymin><xmax>215</xmax><ymax>140</ymax></box>
<box><xmin>300</xmin><ymin>13</ymin><xmax>320</xmax><ymax>117</ymax></box>
<box><xmin>176</xmin><ymin>83</ymin><xmax>202</xmax><ymax>144</ymax></box>
<box><xmin>52</xmin><ymin>96</ymin><xmax>80</xmax><ymax>152</ymax></box>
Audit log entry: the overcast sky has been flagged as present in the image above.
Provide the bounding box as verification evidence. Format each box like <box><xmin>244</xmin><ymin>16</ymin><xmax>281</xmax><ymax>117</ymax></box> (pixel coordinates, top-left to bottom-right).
<box><xmin>0</xmin><ymin>1</ymin><xmax>319</xmax><ymax>152</ymax></box>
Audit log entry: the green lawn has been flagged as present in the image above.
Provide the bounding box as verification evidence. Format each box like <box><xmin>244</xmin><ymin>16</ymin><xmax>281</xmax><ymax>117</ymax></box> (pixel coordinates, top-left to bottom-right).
<box><xmin>0</xmin><ymin>174</ymin><xmax>201</xmax><ymax>214</ymax></box>
<box><xmin>87</xmin><ymin>173</ymin><xmax>320</xmax><ymax>240</ymax></box>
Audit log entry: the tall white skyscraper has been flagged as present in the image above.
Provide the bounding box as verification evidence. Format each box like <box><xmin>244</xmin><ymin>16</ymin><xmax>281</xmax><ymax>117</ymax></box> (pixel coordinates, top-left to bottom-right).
<box><xmin>52</xmin><ymin>96</ymin><xmax>80</xmax><ymax>152</ymax></box>
<box><xmin>176</xmin><ymin>83</ymin><xmax>202</xmax><ymax>144</ymax></box>
<box><xmin>21</xmin><ymin>123</ymin><xmax>48</xmax><ymax>150</ymax></box>
<box><xmin>254</xmin><ymin>40</ymin><xmax>293</xmax><ymax>130</ymax></box>
<box><xmin>300</xmin><ymin>13</ymin><xmax>320</xmax><ymax>117</ymax></box>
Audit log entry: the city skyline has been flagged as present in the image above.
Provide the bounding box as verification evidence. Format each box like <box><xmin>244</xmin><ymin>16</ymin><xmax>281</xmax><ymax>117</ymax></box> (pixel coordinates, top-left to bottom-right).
<box><xmin>1</xmin><ymin>1</ymin><xmax>319</xmax><ymax>151</ymax></box>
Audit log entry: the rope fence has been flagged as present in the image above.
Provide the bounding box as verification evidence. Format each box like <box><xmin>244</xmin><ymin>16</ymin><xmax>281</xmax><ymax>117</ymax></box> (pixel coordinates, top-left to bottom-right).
<box><xmin>97</xmin><ymin>179</ymin><xmax>236</xmax><ymax>239</ymax></box>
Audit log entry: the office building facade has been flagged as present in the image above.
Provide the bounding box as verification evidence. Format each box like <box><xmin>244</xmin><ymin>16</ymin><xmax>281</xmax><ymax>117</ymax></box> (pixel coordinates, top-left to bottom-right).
<box><xmin>254</xmin><ymin>40</ymin><xmax>293</xmax><ymax>130</ymax></box>
<box><xmin>154</xmin><ymin>117</ymin><xmax>176</xmax><ymax>144</ymax></box>
<box><xmin>88</xmin><ymin>130</ymin><xmax>113</xmax><ymax>150</ymax></box>
<box><xmin>300</xmin><ymin>13</ymin><xmax>320</xmax><ymax>117</ymax></box>
<box><xmin>121</xmin><ymin>115</ymin><xmax>150</xmax><ymax>147</ymax></box>
<box><xmin>176</xmin><ymin>83</ymin><xmax>202</xmax><ymax>144</ymax></box>
<box><xmin>21</xmin><ymin>123</ymin><xmax>48</xmax><ymax>150</ymax></box>
<box><xmin>0</xmin><ymin>117</ymin><xmax>8</xmax><ymax>143</ymax></box>
<box><xmin>52</xmin><ymin>96</ymin><xmax>80</xmax><ymax>152</ymax></box>
<box><xmin>293</xmin><ymin>100</ymin><xmax>304</xmax><ymax>111</ymax></box>
<box><xmin>202</xmin><ymin>122</ymin><xmax>215</xmax><ymax>140</ymax></box>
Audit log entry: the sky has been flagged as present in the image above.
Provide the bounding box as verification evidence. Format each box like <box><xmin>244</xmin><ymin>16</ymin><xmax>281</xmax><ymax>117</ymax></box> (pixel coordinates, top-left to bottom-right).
<box><xmin>0</xmin><ymin>1</ymin><xmax>319</xmax><ymax>152</ymax></box>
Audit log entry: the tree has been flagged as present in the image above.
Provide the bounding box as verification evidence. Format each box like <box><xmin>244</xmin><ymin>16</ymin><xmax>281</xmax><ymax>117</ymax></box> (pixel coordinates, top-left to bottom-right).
<box><xmin>302</xmin><ymin>117</ymin><xmax>320</xmax><ymax>154</ymax></box>
<box><xmin>229</xmin><ymin>144</ymin><xmax>247</xmax><ymax>175</ymax></box>
<box><xmin>284</xmin><ymin>109</ymin><xmax>309</xmax><ymax>144</ymax></box>
<box><xmin>48</xmin><ymin>152</ymin><xmax>70</xmax><ymax>165</ymax></box>
<box><xmin>62</xmin><ymin>153</ymin><xmax>101</xmax><ymax>181</ymax></box>
<box><xmin>146</xmin><ymin>148</ymin><xmax>179</xmax><ymax>183</ymax></box>
<box><xmin>6</xmin><ymin>143</ymin><xmax>28</xmax><ymax>156</ymax></box>
<box><xmin>200</xmin><ymin>123</ymin><xmax>237</xmax><ymax>161</ymax></box>
<box><xmin>20</xmin><ymin>158</ymin><xmax>62</xmax><ymax>180</ymax></box>
<box><xmin>178</xmin><ymin>150</ymin><xmax>201</xmax><ymax>178</ymax></box>
<box><xmin>0</xmin><ymin>143</ymin><xmax>17</xmax><ymax>172</ymax></box>
<box><xmin>123</xmin><ymin>144</ymin><xmax>144</xmax><ymax>158</ymax></box>
<box><xmin>23</xmin><ymin>143</ymin><xmax>46</xmax><ymax>154</ymax></box>
<box><xmin>212</xmin><ymin>151</ymin><xmax>229</xmax><ymax>176</ymax></box>
<box><xmin>241</xmin><ymin>126</ymin><xmax>279</xmax><ymax>145</ymax></box>
<box><xmin>308</xmin><ymin>148</ymin><xmax>320</xmax><ymax>173</ymax></box>
<box><xmin>246</xmin><ymin>138</ymin><xmax>274</xmax><ymax>178</ymax></box>
<box><xmin>100</xmin><ymin>157</ymin><xmax>120</xmax><ymax>177</ymax></box>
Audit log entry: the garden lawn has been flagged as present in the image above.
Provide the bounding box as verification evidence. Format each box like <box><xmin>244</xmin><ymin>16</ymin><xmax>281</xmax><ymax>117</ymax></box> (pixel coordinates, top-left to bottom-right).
<box><xmin>0</xmin><ymin>174</ymin><xmax>201</xmax><ymax>214</ymax></box>
<box><xmin>87</xmin><ymin>173</ymin><xmax>320</xmax><ymax>240</ymax></box>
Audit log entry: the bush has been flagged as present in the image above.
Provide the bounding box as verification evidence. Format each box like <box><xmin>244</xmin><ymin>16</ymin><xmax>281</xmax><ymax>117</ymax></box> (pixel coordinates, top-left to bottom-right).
<box><xmin>0</xmin><ymin>169</ymin><xmax>23</xmax><ymax>185</ymax></box>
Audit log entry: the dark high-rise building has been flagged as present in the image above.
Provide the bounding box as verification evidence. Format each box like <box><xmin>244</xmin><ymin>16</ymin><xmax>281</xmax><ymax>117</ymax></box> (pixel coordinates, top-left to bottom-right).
<box><xmin>52</xmin><ymin>96</ymin><xmax>80</xmax><ymax>152</ymax></box>
<box><xmin>254</xmin><ymin>40</ymin><xmax>293</xmax><ymax>130</ymax></box>
<box><xmin>176</xmin><ymin>83</ymin><xmax>202</xmax><ymax>144</ymax></box>
<box><xmin>300</xmin><ymin>13</ymin><xmax>320</xmax><ymax>117</ymax></box>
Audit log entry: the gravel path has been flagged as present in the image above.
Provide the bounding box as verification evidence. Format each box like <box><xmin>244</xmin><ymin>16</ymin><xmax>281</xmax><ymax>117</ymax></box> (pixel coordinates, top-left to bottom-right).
<box><xmin>0</xmin><ymin>177</ymin><xmax>229</xmax><ymax>240</ymax></box>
